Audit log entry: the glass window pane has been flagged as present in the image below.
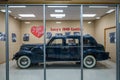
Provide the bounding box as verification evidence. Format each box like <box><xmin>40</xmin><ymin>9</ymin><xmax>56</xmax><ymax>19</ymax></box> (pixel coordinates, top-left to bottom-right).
<box><xmin>0</xmin><ymin>5</ymin><xmax>6</xmax><ymax>80</ymax></box>
<box><xmin>46</xmin><ymin>5</ymin><xmax>81</xmax><ymax>80</ymax></box>
<box><xmin>83</xmin><ymin>5</ymin><xmax>116</xmax><ymax>80</ymax></box>
<box><xmin>9</xmin><ymin>5</ymin><xmax>44</xmax><ymax>80</ymax></box>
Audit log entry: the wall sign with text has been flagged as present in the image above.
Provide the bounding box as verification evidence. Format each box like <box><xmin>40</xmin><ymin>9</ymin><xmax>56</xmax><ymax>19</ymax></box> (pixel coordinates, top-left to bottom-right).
<box><xmin>50</xmin><ymin>27</ymin><xmax>80</xmax><ymax>31</ymax></box>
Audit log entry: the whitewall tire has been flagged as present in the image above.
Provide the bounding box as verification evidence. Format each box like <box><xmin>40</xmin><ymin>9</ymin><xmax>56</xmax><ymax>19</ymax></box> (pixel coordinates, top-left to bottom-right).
<box><xmin>83</xmin><ymin>55</ymin><xmax>96</xmax><ymax>68</ymax></box>
<box><xmin>17</xmin><ymin>56</ymin><xmax>31</xmax><ymax>69</ymax></box>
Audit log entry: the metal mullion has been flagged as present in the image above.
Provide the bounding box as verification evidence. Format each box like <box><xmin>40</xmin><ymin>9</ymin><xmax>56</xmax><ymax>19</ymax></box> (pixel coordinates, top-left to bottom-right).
<box><xmin>5</xmin><ymin>4</ymin><xmax>9</xmax><ymax>80</ymax></box>
<box><xmin>80</xmin><ymin>5</ymin><xmax>83</xmax><ymax>80</ymax></box>
<box><xmin>43</xmin><ymin>4</ymin><xmax>46</xmax><ymax>80</ymax></box>
<box><xmin>116</xmin><ymin>4</ymin><xmax>120</xmax><ymax>80</ymax></box>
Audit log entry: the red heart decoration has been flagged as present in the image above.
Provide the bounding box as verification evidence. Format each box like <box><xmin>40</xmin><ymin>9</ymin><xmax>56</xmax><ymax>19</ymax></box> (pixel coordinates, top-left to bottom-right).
<box><xmin>31</xmin><ymin>26</ymin><xmax>44</xmax><ymax>38</ymax></box>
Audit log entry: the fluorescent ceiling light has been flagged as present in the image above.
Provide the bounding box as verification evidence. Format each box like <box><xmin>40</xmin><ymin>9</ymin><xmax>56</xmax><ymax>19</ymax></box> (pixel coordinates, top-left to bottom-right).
<box><xmin>0</xmin><ymin>9</ymin><xmax>11</xmax><ymax>13</ymax></box>
<box><xmin>56</xmin><ymin>22</ymin><xmax>61</xmax><ymax>24</ymax></box>
<box><xmin>24</xmin><ymin>22</ymin><xmax>31</xmax><ymax>24</ymax></box>
<box><xmin>89</xmin><ymin>6</ymin><xmax>108</xmax><ymax>8</ymax></box>
<box><xmin>88</xmin><ymin>21</ymin><xmax>92</xmax><ymax>24</ymax></box>
<box><xmin>106</xmin><ymin>9</ymin><xmax>115</xmax><ymax>13</ymax></box>
<box><xmin>9</xmin><ymin>6</ymin><xmax>26</xmax><ymax>8</ymax></box>
<box><xmin>19</xmin><ymin>14</ymin><xmax>36</xmax><ymax>17</ymax></box>
<box><xmin>83</xmin><ymin>14</ymin><xmax>96</xmax><ymax>17</ymax></box>
<box><xmin>48</xmin><ymin>6</ymin><xmax>68</xmax><ymax>8</ymax></box>
<box><xmin>50</xmin><ymin>14</ymin><xmax>65</xmax><ymax>17</ymax></box>
<box><xmin>55</xmin><ymin>10</ymin><xmax>63</xmax><ymax>13</ymax></box>
<box><xmin>96</xmin><ymin>17</ymin><xmax>100</xmax><ymax>19</ymax></box>
<box><xmin>55</xmin><ymin>16</ymin><xmax>63</xmax><ymax>18</ymax></box>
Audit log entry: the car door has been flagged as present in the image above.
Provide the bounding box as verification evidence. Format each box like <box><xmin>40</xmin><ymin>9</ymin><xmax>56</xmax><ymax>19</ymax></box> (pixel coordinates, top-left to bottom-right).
<box><xmin>46</xmin><ymin>38</ymin><xmax>64</xmax><ymax>61</ymax></box>
<box><xmin>31</xmin><ymin>46</ymin><xmax>43</xmax><ymax>62</ymax></box>
<box><xmin>61</xmin><ymin>38</ymin><xmax>80</xmax><ymax>61</ymax></box>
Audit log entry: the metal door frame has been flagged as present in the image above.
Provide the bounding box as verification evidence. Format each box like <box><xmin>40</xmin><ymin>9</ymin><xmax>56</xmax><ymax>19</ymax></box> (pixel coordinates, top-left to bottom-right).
<box><xmin>3</xmin><ymin>4</ymin><xmax>120</xmax><ymax>80</ymax></box>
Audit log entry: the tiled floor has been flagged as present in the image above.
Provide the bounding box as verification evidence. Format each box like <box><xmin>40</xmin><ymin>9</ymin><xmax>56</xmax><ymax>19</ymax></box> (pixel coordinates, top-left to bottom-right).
<box><xmin>0</xmin><ymin>60</ymin><xmax>116</xmax><ymax>80</ymax></box>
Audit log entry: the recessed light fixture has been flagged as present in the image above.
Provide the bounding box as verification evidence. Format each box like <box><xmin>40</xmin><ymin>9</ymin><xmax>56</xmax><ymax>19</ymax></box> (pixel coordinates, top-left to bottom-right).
<box><xmin>50</xmin><ymin>14</ymin><xmax>65</xmax><ymax>18</ymax></box>
<box><xmin>9</xmin><ymin>6</ymin><xmax>26</xmax><ymax>8</ymax></box>
<box><xmin>18</xmin><ymin>14</ymin><xmax>36</xmax><ymax>17</ymax></box>
<box><xmin>48</xmin><ymin>6</ymin><xmax>68</xmax><ymax>8</ymax></box>
<box><xmin>0</xmin><ymin>9</ymin><xmax>11</xmax><ymax>13</ymax></box>
<box><xmin>24</xmin><ymin>22</ymin><xmax>31</xmax><ymax>24</ymax></box>
<box><xmin>96</xmin><ymin>17</ymin><xmax>100</xmax><ymax>19</ymax></box>
<box><xmin>106</xmin><ymin>9</ymin><xmax>115</xmax><ymax>13</ymax></box>
<box><xmin>89</xmin><ymin>6</ymin><xmax>108</xmax><ymax>8</ymax></box>
<box><xmin>56</xmin><ymin>22</ymin><xmax>61</xmax><ymax>24</ymax></box>
<box><xmin>88</xmin><ymin>21</ymin><xmax>92</xmax><ymax>24</ymax></box>
<box><xmin>83</xmin><ymin>14</ymin><xmax>96</xmax><ymax>17</ymax></box>
<box><xmin>55</xmin><ymin>10</ymin><xmax>63</xmax><ymax>13</ymax></box>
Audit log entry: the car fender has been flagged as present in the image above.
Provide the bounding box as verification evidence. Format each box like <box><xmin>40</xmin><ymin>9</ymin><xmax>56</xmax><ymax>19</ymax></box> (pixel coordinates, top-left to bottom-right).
<box><xmin>83</xmin><ymin>49</ymin><xmax>97</xmax><ymax>58</ymax></box>
<box><xmin>14</xmin><ymin>51</ymin><xmax>32</xmax><ymax>60</ymax></box>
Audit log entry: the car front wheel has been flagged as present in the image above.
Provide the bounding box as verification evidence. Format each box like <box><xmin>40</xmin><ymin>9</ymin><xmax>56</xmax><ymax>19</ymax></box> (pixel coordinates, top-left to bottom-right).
<box><xmin>83</xmin><ymin>55</ymin><xmax>96</xmax><ymax>68</ymax></box>
<box><xmin>17</xmin><ymin>56</ymin><xmax>31</xmax><ymax>69</ymax></box>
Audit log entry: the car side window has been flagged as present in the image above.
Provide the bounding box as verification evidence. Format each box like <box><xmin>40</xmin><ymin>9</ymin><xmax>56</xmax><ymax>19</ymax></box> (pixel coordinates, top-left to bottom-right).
<box><xmin>83</xmin><ymin>38</ymin><xmax>94</xmax><ymax>46</ymax></box>
<box><xmin>49</xmin><ymin>39</ymin><xmax>63</xmax><ymax>46</ymax></box>
<box><xmin>66</xmin><ymin>38</ymin><xmax>79</xmax><ymax>46</ymax></box>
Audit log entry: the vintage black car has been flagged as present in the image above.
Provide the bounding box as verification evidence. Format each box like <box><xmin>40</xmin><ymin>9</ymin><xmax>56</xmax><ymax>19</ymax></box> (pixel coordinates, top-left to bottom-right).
<box><xmin>12</xmin><ymin>34</ymin><xmax>110</xmax><ymax>69</ymax></box>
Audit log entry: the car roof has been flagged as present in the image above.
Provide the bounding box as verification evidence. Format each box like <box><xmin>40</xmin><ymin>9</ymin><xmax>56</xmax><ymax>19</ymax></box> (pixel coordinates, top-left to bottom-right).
<box><xmin>52</xmin><ymin>34</ymin><xmax>93</xmax><ymax>39</ymax></box>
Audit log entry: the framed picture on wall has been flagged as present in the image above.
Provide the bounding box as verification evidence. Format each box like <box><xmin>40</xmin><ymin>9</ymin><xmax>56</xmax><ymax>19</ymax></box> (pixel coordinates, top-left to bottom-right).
<box><xmin>74</xmin><ymin>32</ymin><xmax>80</xmax><ymax>36</ymax></box>
<box><xmin>0</xmin><ymin>32</ymin><xmax>6</xmax><ymax>41</ymax></box>
<box><xmin>65</xmin><ymin>32</ymin><xmax>71</xmax><ymax>36</ymax></box>
<box><xmin>23</xmin><ymin>33</ymin><xmax>30</xmax><ymax>41</ymax></box>
<box><xmin>12</xmin><ymin>33</ymin><xmax>16</xmax><ymax>42</ymax></box>
<box><xmin>109</xmin><ymin>32</ymin><xmax>116</xmax><ymax>43</ymax></box>
<box><xmin>55</xmin><ymin>33</ymin><xmax>63</xmax><ymax>37</ymax></box>
<box><xmin>46</xmin><ymin>32</ymin><xmax>52</xmax><ymax>39</ymax></box>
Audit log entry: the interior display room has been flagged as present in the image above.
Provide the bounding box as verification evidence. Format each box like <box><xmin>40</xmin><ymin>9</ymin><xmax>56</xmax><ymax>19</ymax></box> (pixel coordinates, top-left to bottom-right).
<box><xmin>0</xmin><ymin>7</ymin><xmax>116</xmax><ymax>62</ymax></box>
<box><xmin>0</xmin><ymin>4</ymin><xmax>119</xmax><ymax>80</ymax></box>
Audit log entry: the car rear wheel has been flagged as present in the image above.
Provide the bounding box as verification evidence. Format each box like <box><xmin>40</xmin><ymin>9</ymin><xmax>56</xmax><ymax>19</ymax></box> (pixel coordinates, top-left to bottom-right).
<box><xmin>83</xmin><ymin>55</ymin><xmax>96</xmax><ymax>68</ymax></box>
<box><xmin>17</xmin><ymin>56</ymin><xmax>31</xmax><ymax>69</ymax></box>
